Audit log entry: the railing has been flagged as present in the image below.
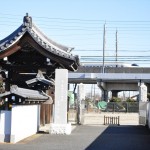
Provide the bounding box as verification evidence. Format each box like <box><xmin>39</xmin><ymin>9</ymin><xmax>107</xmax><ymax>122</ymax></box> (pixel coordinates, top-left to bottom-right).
<box><xmin>104</xmin><ymin>115</ymin><xmax>120</xmax><ymax>126</ymax></box>
<box><xmin>106</xmin><ymin>102</ymin><xmax>139</xmax><ymax>113</ymax></box>
<box><xmin>85</xmin><ymin>102</ymin><xmax>139</xmax><ymax>113</ymax></box>
<box><xmin>68</xmin><ymin>102</ymin><xmax>139</xmax><ymax>124</ymax></box>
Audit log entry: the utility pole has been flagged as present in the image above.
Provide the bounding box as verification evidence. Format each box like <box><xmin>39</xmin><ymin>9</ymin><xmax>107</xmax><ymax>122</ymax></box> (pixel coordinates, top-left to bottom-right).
<box><xmin>91</xmin><ymin>84</ymin><xmax>93</xmax><ymax>100</ymax></box>
<box><xmin>115</xmin><ymin>29</ymin><xmax>118</xmax><ymax>67</ymax></box>
<box><xmin>102</xmin><ymin>23</ymin><xmax>106</xmax><ymax>73</ymax></box>
<box><xmin>94</xmin><ymin>84</ymin><xmax>95</xmax><ymax>105</ymax></box>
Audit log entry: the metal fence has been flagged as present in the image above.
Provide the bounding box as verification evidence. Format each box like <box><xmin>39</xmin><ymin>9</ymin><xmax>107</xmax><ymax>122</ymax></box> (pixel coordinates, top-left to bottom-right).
<box><xmin>105</xmin><ymin>102</ymin><xmax>139</xmax><ymax>113</ymax></box>
<box><xmin>68</xmin><ymin>102</ymin><xmax>139</xmax><ymax>124</ymax></box>
<box><xmin>85</xmin><ymin>102</ymin><xmax>139</xmax><ymax>113</ymax></box>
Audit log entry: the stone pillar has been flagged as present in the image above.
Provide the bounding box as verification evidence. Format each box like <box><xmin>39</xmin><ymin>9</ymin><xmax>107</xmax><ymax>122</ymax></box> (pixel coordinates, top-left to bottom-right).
<box><xmin>77</xmin><ymin>83</ymin><xmax>85</xmax><ymax>124</ymax></box>
<box><xmin>139</xmin><ymin>82</ymin><xmax>147</xmax><ymax>102</ymax></box>
<box><xmin>49</xmin><ymin>69</ymin><xmax>71</xmax><ymax>135</ymax></box>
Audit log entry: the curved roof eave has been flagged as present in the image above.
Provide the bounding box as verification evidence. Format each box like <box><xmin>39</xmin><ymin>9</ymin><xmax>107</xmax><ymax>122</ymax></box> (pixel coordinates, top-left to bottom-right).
<box><xmin>27</xmin><ymin>24</ymin><xmax>76</xmax><ymax>61</ymax></box>
<box><xmin>32</xmin><ymin>23</ymin><xmax>70</xmax><ymax>52</ymax></box>
<box><xmin>0</xmin><ymin>24</ymin><xmax>76</xmax><ymax>61</ymax></box>
<box><xmin>0</xmin><ymin>25</ymin><xmax>26</xmax><ymax>52</ymax></box>
<box><xmin>0</xmin><ymin>14</ymin><xmax>80</xmax><ymax>70</ymax></box>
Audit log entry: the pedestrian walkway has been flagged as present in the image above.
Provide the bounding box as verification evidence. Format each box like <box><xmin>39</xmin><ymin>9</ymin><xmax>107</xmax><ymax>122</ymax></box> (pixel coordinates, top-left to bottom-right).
<box><xmin>0</xmin><ymin>125</ymin><xmax>150</xmax><ymax>150</ymax></box>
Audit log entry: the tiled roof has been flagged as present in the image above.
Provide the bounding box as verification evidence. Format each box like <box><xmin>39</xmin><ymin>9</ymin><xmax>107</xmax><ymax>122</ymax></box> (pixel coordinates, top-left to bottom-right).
<box><xmin>0</xmin><ymin>13</ymin><xmax>80</xmax><ymax>70</ymax></box>
<box><xmin>0</xmin><ymin>85</ymin><xmax>52</xmax><ymax>103</ymax></box>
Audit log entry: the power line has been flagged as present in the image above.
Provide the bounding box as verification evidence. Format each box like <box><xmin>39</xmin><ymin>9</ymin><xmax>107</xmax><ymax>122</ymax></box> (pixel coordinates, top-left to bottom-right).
<box><xmin>74</xmin><ymin>49</ymin><xmax>150</xmax><ymax>52</ymax></box>
<box><xmin>1</xmin><ymin>13</ymin><xmax>150</xmax><ymax>64</ymax></box>
<box><xmin>2</xmin><ymin>12</ymin><xmax>150</xmax><ymax>22</ymax></box>
<box><xmin>81</xmin><ymin>56</ymin><xmax>150</xmax><ymax>57</ymax></box>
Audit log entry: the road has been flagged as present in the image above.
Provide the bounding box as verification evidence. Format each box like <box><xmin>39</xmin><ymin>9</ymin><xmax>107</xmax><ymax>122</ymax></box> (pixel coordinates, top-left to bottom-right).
<box><xmin>0</xmin><ymin>125</ymin><xmax>150</xmax><ymax>150</ymax></box>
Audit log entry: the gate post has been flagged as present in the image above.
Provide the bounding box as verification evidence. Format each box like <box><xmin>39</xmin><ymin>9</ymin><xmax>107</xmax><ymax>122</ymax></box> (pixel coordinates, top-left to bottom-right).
<box><xmin>139</xmin><ymin>82</ymin><xmax>147</xmax><ymax>102</ymax></box>
<box><xmin>49</xmin><ymin>69</ymin><xmax>71</xmax><ymax>135</ymax></box>
<box><xmin>77</xmin><ymin>83</ymin><xmax>85</xmax><ymax>124</ymax></box>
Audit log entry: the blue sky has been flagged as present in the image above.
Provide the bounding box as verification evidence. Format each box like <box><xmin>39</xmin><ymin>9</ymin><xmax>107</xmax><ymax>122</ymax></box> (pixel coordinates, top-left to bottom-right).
<box><xmin>1</xmin><ymin>0</ymin><xmax>150</xmax><ymax>66</ymax></box>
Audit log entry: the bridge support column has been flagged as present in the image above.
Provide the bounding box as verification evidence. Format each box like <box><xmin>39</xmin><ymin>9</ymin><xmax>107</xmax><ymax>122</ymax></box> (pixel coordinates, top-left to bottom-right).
<box><xmin>139</xmin><ymin>82</ymin><xmax>147</xmax><ymax>102</ymax></box>
<box><xmin>102</xmin><ymin>90</ymin><xmax>108</xmax><ymax>102</ymax></box>
<box><xmin>97</xmin><ymin>81</ymin><xmax>108</xmax><ymax>101</ymax></box>
<box><xmin>146</xmin><ymin>84</ymin><xmax>150</xmax><ymax>93</ymax></box>
<box><xmin>112</xmin><ymin>90</ymin><xmax>118</xmax><ymax>97</ymax></box>
<box><xmin>50</xmin><ymin>69</ymin><xmax>71</xmax><ymax>135</ymax></box>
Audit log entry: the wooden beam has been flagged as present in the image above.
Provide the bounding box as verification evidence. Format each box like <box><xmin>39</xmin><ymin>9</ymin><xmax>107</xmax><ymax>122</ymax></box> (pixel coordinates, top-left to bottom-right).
<box><xmin>0</xmin><ymin>44</ymin><xmax>21</xmax><ymax>59</ymax></box>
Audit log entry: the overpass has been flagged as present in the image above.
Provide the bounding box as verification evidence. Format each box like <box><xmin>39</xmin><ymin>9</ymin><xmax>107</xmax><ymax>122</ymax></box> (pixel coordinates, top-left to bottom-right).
<box><xmin>68</xmin><ymin>66</ymin><xmax>150</xmax><ymax>101</ymax></box>
<box><xmin>75</xmin><ymin>65</ymin><xmax>150</xmax><ymax>74</ymax></box>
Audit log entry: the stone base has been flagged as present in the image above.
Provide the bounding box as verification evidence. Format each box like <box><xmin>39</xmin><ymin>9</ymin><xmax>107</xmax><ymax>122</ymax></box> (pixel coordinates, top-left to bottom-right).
<box><xmin>49</xmin><ymin>123</ymin><xmax>71</xmax><ymax>135</ymax></box>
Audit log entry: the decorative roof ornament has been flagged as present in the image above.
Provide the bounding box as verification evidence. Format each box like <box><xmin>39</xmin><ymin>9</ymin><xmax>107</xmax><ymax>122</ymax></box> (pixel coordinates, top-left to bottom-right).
<box><xmin>23</xmin><ymin>13</ymin><xmax>32</xmax><ymax>28</ymax></box>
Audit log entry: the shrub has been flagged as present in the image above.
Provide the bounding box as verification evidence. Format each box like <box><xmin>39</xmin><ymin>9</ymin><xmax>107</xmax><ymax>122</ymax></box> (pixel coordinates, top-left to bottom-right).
<box><xmin>110</xmin><ymin>97</ymin><xmax>121</xmax><ymax>102</ymax></box>
<box><xmin>126</xmin><ymin>97</ymin><xmax>136</xmax><ymax>102</ymax></box>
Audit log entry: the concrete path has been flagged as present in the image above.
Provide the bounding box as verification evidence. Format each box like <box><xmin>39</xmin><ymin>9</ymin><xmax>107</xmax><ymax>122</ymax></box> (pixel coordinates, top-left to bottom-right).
<box><xmin>0</xmin><ymin>125</ymin><xmax>150</xmax><ymax>150</ymax></box>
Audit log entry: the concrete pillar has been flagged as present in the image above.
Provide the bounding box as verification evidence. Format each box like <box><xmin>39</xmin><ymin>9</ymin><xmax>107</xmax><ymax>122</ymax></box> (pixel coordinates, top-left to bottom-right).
<box><xmin>112</xmin><ymin>90</ymin><xmax>118</xmax><ymax>97</ymax></box>
<box><xmin>102</xmin><ymin>90</ymin><xmax>108</xmax><ymax>102</ymax></box>
<box><xmin>139</xmin><ymin>82</ymin><xmax>147</xmax><ymax>102</ymax></box>
<box><xmin>77</xmin><ymin>83</ymin><xmax>85</xmax><ymax>124</ymax></box>
<box><xmin>49</xmin><ymin>69</ymin><xmax>71</xmax><ymax>135</ymax></box>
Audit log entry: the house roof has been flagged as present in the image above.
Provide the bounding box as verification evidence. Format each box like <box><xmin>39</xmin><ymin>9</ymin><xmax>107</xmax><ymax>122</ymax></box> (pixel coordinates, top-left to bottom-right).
<box><xmin>0</xmin><ymin>85</ymin><xmax>52</xmax><ymax>103</ymax></box>
<box><xmin>0</xmin><ymin>13</ymin><xmax>79</xmax><ymax>71</ymax></box>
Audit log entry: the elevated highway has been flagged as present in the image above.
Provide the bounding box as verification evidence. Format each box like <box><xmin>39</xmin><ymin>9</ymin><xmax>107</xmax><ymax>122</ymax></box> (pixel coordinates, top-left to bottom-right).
<box><xmin>68</xmin><ymin>66</ymin><xmax>150</xmax><ymax>101</ymax></box>
<box><xmin>75</xmin><ymin>66</ymin><xmax>150</xmax><ymax>74</ymax></box>
<box><xmin>69</xmin><ymin>66</ymin><xmax>150</xmax><ymax>84</ymax></box>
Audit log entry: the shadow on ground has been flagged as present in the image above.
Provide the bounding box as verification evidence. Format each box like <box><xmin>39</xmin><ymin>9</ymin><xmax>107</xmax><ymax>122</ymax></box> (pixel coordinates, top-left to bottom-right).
<box><xmin>86</xmin><ymin>125</ymin><xmax>150</xmax><ymax>150</ymax></box>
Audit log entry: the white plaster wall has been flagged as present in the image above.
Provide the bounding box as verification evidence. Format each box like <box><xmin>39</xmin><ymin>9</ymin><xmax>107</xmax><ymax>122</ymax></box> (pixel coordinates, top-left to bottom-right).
<box><xmin>10</xmin><ymin>105</ymin><xmax>40</xmax><ymax>143</ymax></box>
<box><xmin>0</xmin><ymin>111</ymin><xmax>11</xmax><ymax>142</ymax></box>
